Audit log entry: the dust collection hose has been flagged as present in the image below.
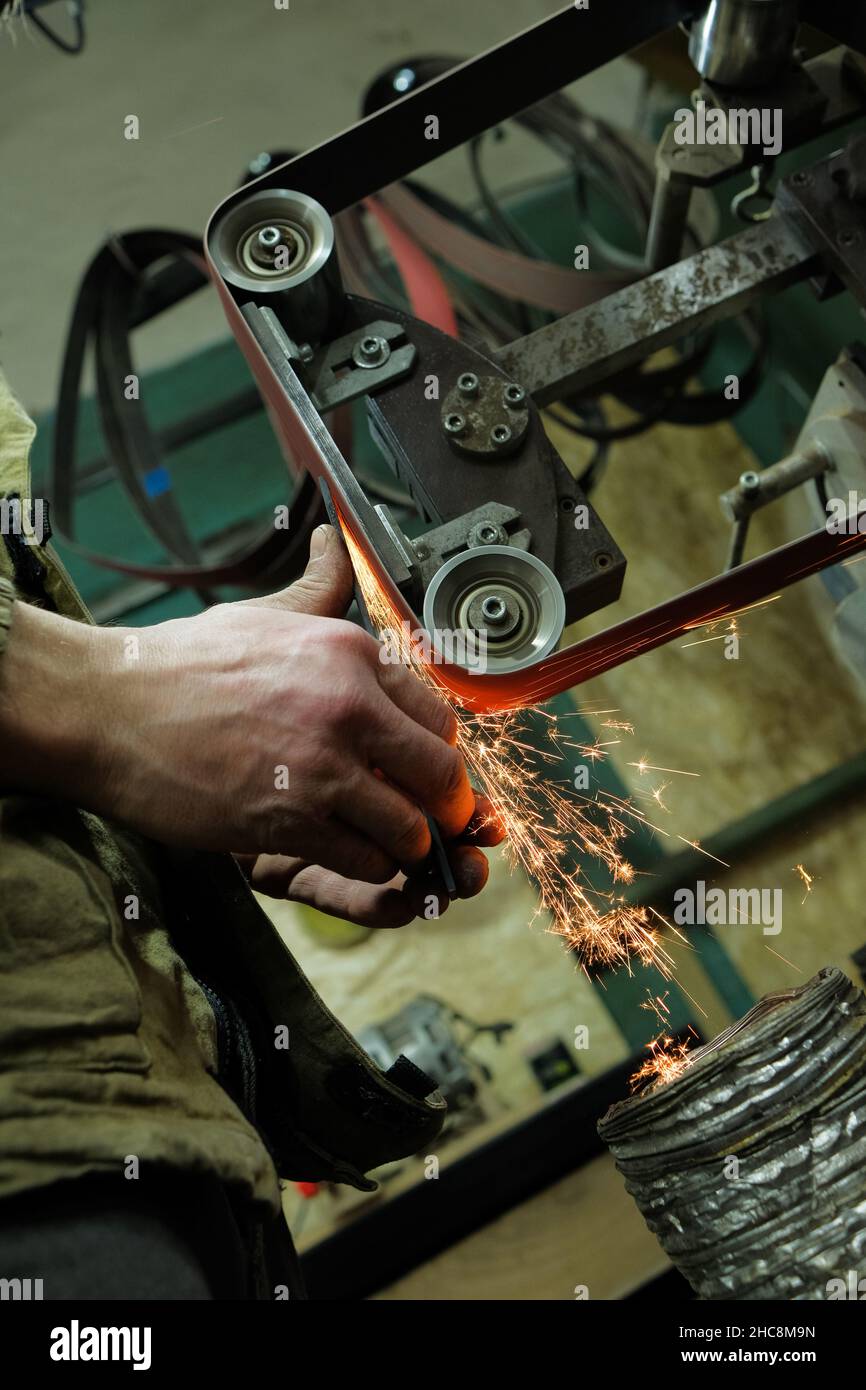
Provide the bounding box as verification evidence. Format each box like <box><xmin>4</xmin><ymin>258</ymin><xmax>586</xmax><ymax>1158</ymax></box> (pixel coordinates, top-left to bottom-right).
<box><xmin>598</xmin><ymin>967</ymin><xmax>866</xmax><ymax>1300</ymax></box>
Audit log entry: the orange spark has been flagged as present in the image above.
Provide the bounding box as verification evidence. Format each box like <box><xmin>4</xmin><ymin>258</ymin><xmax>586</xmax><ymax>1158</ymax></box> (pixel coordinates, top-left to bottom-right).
<box><xmin>765</xmin><ymin>943</ymin><xmax>802</xmax><ymax>972</ymax></box>
<box><xmin>629</xmin><ymin>760</ymin><xmax>699</xmax><ymax>778</ymax></box>
<box><xmin>341</xmin><ymin>526</ymin><xmax>692</xmax><ymax>977</ymax></box>
<box><xmin>794</xmin><ymin>862</ymin><xmax>814</xmax><ymax>904</ymax></box>
<box><xmin>629</xmin><ymin>1030</ymin><xmax>696</xmax><ymax>1093</ymax></box>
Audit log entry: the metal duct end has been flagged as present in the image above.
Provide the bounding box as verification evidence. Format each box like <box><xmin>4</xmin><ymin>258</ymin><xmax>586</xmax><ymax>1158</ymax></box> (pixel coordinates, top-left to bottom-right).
<box><xmin>599</xmin><ymin>967</ymin><xmax>866</xmax><ymax>1300</ymax></box>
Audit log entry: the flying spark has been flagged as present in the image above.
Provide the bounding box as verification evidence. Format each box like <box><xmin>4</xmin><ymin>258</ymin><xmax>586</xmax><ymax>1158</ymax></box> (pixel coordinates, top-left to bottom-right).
<box><xmin>765</xmin><ymin>943</ymin><xmax>802</xmax><ymax>972</ymax></box>
<box><xmin>629</xmin><ymin>1027</ymin><xmax>700</xmax><ymax>1093</ymax></box>
<box><xmin>794</xmin><ymin>862</ymin><xmax>814</xmax><ymax>904</ymax></box>
<box><xmin>341</xmin><ymin>526</ymin><xmax>704</xmax><ymax>976</ymax></box>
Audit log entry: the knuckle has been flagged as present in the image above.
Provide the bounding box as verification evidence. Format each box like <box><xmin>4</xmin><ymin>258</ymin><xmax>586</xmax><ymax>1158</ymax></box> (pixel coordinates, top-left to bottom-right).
<box><xmin>327</xmin><ymin>619</ymin><xmax>376</xmax><ymax>662</ymax></box>
<box><xmin>429</xmin><ymin>694</ymin><xmax>458</xmax><ymax>744</ymax></box>
<box><xmin>328</xmin><ymin>680</ymin><xmax>370</xmax><ymax>731</ymax></box>
<box><xmin>355</xmin><ymin>845</ymin><xmax>397</xmax><ymax>884</ymax></box>
<box><xmin>438</xmin><ymin>745</ymin><xmax>466</xmax><ymax>798</ymax></box>
<box><xmin>392</xmin><ymin>809</ymin><xmax>430</xmax><ymax>863</ymax></box>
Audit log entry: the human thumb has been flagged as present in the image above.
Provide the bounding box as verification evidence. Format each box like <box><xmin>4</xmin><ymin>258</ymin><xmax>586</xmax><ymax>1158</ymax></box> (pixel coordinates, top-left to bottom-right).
<box><xmin>254</xmin><ymin>524</ymin><xmax>354</xmax><ymax>617</ymax></box>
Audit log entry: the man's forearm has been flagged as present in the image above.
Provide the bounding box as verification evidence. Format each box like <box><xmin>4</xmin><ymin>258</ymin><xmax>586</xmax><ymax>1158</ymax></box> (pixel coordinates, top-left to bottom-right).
<box><xmin>0</xmin><ymin>600</ymin><xmax>110</xmax><ymax>803</ymax></box>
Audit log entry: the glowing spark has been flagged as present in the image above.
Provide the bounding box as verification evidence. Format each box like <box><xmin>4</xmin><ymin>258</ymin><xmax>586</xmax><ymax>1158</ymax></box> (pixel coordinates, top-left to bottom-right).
<box><xmin>635</xmin><ymin>780</ymin><xmax>672</xmax><ymax>814</ymax></box>
<box><xmin>629</xmin><ymin>760</ymin><xmax>699</xmax><ymax>778</ymax></box>
<box><xmin>629</xmin><ymin>1031</ymin><xmax>696</xmax><ymax>1093</ymax></box>
<box><xmin>681</xmin><ymin>594</ymin><xmax>780</xmax><ymax>647</ymax></box>
<box><xmin>640</xmin><ymin>990</ymin><xmax>673</xmax><ymax>1028</ymax></box>
<box><xmin>681</xmin><ymin>634</ymin><xmax>725</xmax><ymax>648</ymax></box>
<box><xmin>794</xmin><ymin>862</ymin><xmax>814</xmax><ymax>904</ymax></box>
<box><xmin>341</xmin><ymin>525</ymin><xmax>698</xmax><ymax>978</ymax></box>
<box><xmin>676</xmin><ymin>837</ymin><xmax>730</xmax><ymax>868</ymax></box>
<box><xmin>602</xmin><ymin>719</ymin><xmax>635</xmax><ymax>734</ymax></box>
<box><xmin>682</xmin><ymin>595</ymin><xmax>780</xmax><ymax>632</ymax></box>
<box><xmin>765</xmin><ymin>944</ymin><xmax>802</xmax><ymax>972</ymax></box>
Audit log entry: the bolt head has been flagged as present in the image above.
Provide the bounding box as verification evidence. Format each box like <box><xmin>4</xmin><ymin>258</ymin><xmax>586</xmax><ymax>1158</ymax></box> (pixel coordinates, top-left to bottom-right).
<box><xmin>481</xmin><ymin>595</ymin><xmax>508</xmax><ymax>625</ymax></box>
<box><xmin>458</xmin><ymin>372</ymin><xmax>480</xmax><ymax>397</ymax></box>
<box><xmin>351</xmin><ymin>334</ymin><xmax>389</xmax><ymax>369</ymax></box>
<box><xmin>444</xmin><ymin>412</ymin><xmax>466</xmax><ymax>436</ymax></box>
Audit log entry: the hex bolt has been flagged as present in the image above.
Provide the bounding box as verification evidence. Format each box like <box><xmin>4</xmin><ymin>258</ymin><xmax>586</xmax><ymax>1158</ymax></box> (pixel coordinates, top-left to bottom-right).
<box><xmin>458</xmin><ymin>372</ymin><xmax>480</xmax><ymax>397</ymax></box>
<box><xmin>490</xmin><ymin>424</ymin><xmax>512</xmax><ymax>448</ymax></box>
<box><xmin>503</xmin><ymin>383</ymin><xmax>525</xmax><ymax>408</ymax></box>
<box><xmin>257</xmin><ymin>226</ymin><xmax>283</xmax><ymax>250</ymax></box>
<box><xmin>444</xmin><ymin>412</ymin><xmax>467</xmax><ymax>436</ymax></box>
<box><xmin>352</xmin><ymin>334</ymin><xmax>390</xmax><ymax>369</ymax></box>
<box><xmin>480</xmin><ymin>595</ymin><xmax>508</xmax><ymax>626</ymax></box>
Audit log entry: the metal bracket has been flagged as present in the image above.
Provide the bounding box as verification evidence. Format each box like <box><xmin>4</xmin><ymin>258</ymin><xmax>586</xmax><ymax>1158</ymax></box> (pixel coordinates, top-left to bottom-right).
<box><xmin>306</xmin><ymin>318</ymin><xmax>416</xmax><ymax>412</ymax></box>
<box><xmin>777</xmin><ymin>135</ymin><xmax>866</xmax><ymax>307</ymax></box>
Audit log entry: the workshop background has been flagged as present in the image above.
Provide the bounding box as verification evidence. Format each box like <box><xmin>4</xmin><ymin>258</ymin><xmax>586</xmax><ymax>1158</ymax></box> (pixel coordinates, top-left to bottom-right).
<box><xmin>3</xmin><ymin>0</ymin><xmax>865</xmax><ymax>1300</ymax></box>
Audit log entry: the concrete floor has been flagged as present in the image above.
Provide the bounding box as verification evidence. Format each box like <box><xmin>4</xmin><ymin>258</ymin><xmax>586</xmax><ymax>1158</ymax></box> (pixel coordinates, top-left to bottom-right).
<box><xmin>0</xmin><ymin>0</ymin><xmax>642</xmax><ymax>412</ymax></box>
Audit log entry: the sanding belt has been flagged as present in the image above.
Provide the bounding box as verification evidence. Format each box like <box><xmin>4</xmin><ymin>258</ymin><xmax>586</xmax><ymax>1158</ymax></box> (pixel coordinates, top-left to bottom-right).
<box><xmin>203</xmin><ymin>175</ymin><xmax>866</xmax><ymax>712</ymax></box>
<box><xmin>45</xmin><ymin>189</ymin><xmax>866</xmax><ymax>708</ymax></box>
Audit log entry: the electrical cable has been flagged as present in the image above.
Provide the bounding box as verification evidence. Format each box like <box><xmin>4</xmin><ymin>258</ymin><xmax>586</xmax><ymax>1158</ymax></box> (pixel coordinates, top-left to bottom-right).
<box><xmin>9</xmin><ymin>0</ymin><xmax>85</xmax><ymax>53</ymax></box>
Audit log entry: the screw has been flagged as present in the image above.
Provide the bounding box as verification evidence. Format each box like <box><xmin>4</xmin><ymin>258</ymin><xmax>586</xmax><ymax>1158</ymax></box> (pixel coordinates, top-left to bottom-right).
<box><xmin>444</xmin><ymin>412</ymin><xmax>466</xmax><ymax>436</ymax></box>
<box><xmin>791</xmin><ymin>171</ymin><xmax>811</xmax><ymax>187</ymax></box>
<box><xmin>458</xmin><ymin>372</ymin><xmax>480</xmax><ymax>397</ymax></box>
<box><xmin>257</xmin><ymin>226</ymin><xmax>282</xmax><ymax>250</ymax></box>
<box><xmin>560</xmin><ymin>497</ymin><xmax>576</xmax><ymax>513</ymax></box>
<box><xmin>504</xmin><ymin>383</ymin><xmax>525</xmax><ymax>408</ymax></box>
<box><xmin>476</xmin><ymin>523</ymin><xmax>500</xmax><ymax>545</ymax></box>
<box><xmin>593</xmin><ymin>551</ymin><xmax>613</xmax><ymax>571</ymax></box>
<box><xmin>352</xmin><ymin>334</ymin><xmax>389</xmax><ymax>369</ymax></box>
<box><xmin>490</xmin><ymin>424</ymin><xmax>512</xmax><ymax>448</ymax></box>
<box><xmin>740</xmin><ymin>470</ymin><xmax>761</xmax><ymax>495</ymax></box>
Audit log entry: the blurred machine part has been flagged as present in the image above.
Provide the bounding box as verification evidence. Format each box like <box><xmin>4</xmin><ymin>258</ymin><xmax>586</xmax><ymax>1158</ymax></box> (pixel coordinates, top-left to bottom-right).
<box><xmin>358</xmin><ymin>994</ymin><xmax>513</xmax><ymax>1128</ymax></box>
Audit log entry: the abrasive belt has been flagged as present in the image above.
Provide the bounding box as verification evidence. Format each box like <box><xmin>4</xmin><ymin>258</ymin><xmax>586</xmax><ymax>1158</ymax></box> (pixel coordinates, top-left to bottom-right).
<box><xmin>206</xmin><ymin>249</ymin><xmax>866</xmax><ymax>712</ymax></box>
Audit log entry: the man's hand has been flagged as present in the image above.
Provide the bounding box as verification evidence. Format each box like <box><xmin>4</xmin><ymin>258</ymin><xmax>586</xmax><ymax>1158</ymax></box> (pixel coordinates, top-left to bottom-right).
<box><xmin>0</xmin><ymin>526</ymin><xmax>503</xmax><ymax>901</ymax></box>
<box><xmin>236</xmin><ymin>791</ymin><xmax>504</xmax><ymax>928</ymax></box>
